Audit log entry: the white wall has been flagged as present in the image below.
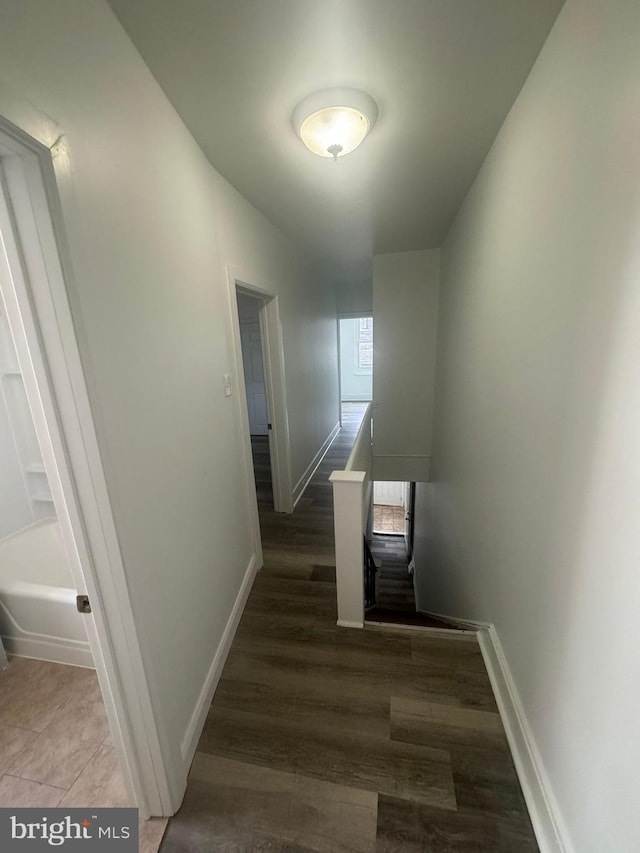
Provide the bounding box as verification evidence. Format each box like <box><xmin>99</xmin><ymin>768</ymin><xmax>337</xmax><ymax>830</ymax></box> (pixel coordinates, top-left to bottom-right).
<box><xmin>339</xmin><ymin>318</ymin><xmax>372</xmax><ymax>402</ymax></box>
<box><xmin>372</xmin><ymin>250</ymin><xmax>439</xmax><ymax>481</ymax></box>
<box><xmin>335</xmin><ymin>277</ymin><xmax>373</xmax><ymax>316</ymax></box>
<box><xmin>0</xmin><ymin>0</ymin><xmax>338</xmax><ymax>805</ymax></box>
<box><xmin>421</xmin><ymin>1</ymin><xmax>640</xmax><ymax>850</ymax></box>
<box><xmin>214</xmin><ymin>177</ymin><xmax>339</xmax><ymax>485</ymax></box>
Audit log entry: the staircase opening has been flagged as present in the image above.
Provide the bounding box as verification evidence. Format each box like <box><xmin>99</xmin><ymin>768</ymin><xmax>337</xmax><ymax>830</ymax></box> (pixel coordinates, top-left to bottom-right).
<box><xmin>366</xmin><ymin>481</ymin><xmax>460</xmax><ymax>631</ymax></box>
<box><xmin>365</xmin><ymin>535</ymin><xmax>461</xmax><ymax>630</ymax></box>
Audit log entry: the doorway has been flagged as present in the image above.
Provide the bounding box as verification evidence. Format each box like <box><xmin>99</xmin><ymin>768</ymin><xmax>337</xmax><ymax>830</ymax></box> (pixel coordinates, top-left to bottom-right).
<box><xmin>227</xmin><ymin>272</ymin><xmax>293</xmax><ymax>526</ymax></box>
<box><xmin>372</xmin><ymin>480</ymin><xmax>415</xmax><ymax>560</ymax></box>
<box><xmin>0</xmin><ymin>119</ymin><xmax>169</xmax><ymax>819</ymax></box>
<box><xmin>0</xmin><ymin>158</ymin><xmax>125</xmax><ymax>808</ymax></box>
<box><xmin>236</xmin><ymin>290</ymin><xmax>272</xmax><ymax>507</ymax></box>
<box><xmin>338</xmin><ymin>316</ymin><xmax>373</xmax><ymax>404</ymax></box>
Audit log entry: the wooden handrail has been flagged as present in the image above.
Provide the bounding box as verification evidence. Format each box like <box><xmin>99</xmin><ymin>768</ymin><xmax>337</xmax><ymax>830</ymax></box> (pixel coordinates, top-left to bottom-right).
<box><xmin>345</xmin><ymin>402</ymin><xmax>373</xmax><ymax>472</ymax></box>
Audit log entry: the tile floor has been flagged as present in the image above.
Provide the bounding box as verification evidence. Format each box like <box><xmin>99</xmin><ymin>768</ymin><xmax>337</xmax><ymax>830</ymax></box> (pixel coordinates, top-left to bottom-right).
<box><xmin>0</xmin><ymin>655</ymin><xmax>167</xmax><ymax>851</ymax></box>
<box><xmin>373</xmin><ymin>503</ymin><xmax>405</xmax><ymax>534</ymax></box>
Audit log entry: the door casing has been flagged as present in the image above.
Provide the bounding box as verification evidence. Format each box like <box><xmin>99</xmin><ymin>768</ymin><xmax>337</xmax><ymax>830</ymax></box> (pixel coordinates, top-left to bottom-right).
<box><xmin>227</xmin><ymin>268</ymin><xmax>293</xmax><ymax>521</ymax></box>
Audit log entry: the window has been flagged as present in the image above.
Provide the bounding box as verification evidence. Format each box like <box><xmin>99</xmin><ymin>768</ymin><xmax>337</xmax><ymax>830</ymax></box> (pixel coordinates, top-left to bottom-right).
<box><xmin>356</xmin><ymin>317</ymin><xmax>373</xmax><ymax>374</ymax></box>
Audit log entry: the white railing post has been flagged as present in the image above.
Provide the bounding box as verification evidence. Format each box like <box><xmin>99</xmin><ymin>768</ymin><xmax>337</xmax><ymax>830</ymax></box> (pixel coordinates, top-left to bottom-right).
<box><xmin>329</xmin><ymin>402</ymin><xmax>373</xmax><ymax>630</ymax></box>
<box><xmin>328</xmin><ymin>471</ymin><xmax>366</xmax><ymax>628</ymax></box>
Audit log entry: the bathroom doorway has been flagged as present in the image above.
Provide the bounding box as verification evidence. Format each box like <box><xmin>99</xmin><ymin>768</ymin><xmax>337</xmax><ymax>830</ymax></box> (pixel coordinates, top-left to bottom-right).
<box><xmin>0</xmin><ymin>277</ymin><xmax>166</xmax><ymax>842</ymax></box>
<box><xmin>0</xmin><ymin>181</ymin><xmax>132</xmax><ymax>815</ymax></box>
<box><xmin>0</xmin><ymin>298</ymin><xmax>92</xmax><ymax>665</ymax></box>
<box><xmin>0</xmin><ymin>119</ymin><xmax>169</xmax><ymax>821</ymax></box>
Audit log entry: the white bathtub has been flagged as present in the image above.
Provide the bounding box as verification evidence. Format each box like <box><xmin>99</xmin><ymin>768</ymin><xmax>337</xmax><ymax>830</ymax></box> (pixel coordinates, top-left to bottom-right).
<box><xmin>0</xmin><ymin>519</ymin><xmax>92</xmax><ymax>667</ymax></box>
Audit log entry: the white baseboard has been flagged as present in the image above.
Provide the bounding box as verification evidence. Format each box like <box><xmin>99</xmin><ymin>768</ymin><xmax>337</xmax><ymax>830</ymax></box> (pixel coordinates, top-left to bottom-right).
<box><xmin>364</xmin><ymin>620</ymin><xmax>473</xmax><ymax>640</ymax></box>
<box><xmin>1</xmin><ymin>634</ymin><xmax>93</xmax><ymax>668</ymax></box>
<box><xmin>478</xmin><ymin>625</ymin><xmax>570</xmax><ymax>853</ymax></box>
<box><xmin>417</xmin><ymin>607</ymin><xmax>487</xmax><ymax>632</ymax></box>
<box><xmin>336</xmin><ymin>619</ymin><xmax>363</xmax><ymax>629</ymax></box>
<box><xmin>292</xmin><ymin>422</ymin><xmax>340</xmax><ymax>507</ymax></box>
<box><xmin>179</xmin><ymin>553</ymin><xmax>259</xmax><ymax>771</ymax></box>
<box><xmin>416</xmin><ymin>611</ymin><xmax>569</xmax><ymax>852</ymax></box>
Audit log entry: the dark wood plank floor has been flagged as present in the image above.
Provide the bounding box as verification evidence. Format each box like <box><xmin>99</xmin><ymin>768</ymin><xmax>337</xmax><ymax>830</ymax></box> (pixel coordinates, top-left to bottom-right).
<box><xmin>161</xmin><ymin>403</ymin><xmax>537</xmax><ymax>852</ymax></box>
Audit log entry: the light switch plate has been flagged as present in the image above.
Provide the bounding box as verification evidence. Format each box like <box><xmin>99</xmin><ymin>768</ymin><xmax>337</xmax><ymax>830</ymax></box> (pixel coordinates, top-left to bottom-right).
<box><xmin>223</xmin><ymin>373</ymin><xmax>232</xmax><ymax>397</ymax></box>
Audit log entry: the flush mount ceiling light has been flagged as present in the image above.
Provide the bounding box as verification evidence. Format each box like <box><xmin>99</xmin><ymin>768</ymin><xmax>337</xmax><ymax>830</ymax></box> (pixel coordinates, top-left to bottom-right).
<box><xmin>292</xmin><ymin>87</ymin><xmax>378</xmax><ymax>161</ymax></box>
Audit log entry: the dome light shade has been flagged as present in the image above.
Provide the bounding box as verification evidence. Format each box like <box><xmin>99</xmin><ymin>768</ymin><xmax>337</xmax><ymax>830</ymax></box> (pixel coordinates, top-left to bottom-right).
<box><xmin>292</xmin><ymin>88</ymin><xmax>378</xmax><ymax>160</ymax></box>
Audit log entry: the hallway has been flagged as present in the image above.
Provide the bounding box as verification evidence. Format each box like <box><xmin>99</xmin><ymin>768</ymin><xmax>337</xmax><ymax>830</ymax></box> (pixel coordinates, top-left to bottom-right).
<box><xmin>161</xmin><ymin>405</ymin><xmax>537</xmax><ymax>851</ymax></box>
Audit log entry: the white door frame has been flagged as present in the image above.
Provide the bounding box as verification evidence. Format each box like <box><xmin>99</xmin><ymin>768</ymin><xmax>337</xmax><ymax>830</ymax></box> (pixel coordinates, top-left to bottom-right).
<box><xmin>0</xmin><ymin>118</ymin><xmax>172</xmax><ymax>817</ymax></box>
<box><xmin>226</xmin><ymin>266</ymin><xmax>293</xmax><ymax>524</ymax></box>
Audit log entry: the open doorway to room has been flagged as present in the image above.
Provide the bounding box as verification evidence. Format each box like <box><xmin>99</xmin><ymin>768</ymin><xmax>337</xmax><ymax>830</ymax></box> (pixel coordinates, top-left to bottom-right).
<box><xmin>338</xmin><ymin>316</ymin><xmax>373</xmax><ymax>405</ymax></box>
<box><xmin>236</xmin><ymin>290</ymin><xmax>273</xmax><ymax>509</ymax></box>
<box><xmin>229</xmin><ymin>277</ymin><xmax>293</xmax><ymax>527</ymax></box>
<box><xmin>0</xmin><ymin>291</ymin><xmax>121</xmax><ymax>808</ymax></box>
<box><xmin>373</xmin><ymin>481</ymin><xmax>410</xmax><ymax>538</ymax></box>
<box><xmin>0</xmin><ymin>120</ymin><xmax>169</xmax><ymax>831</ymax></box>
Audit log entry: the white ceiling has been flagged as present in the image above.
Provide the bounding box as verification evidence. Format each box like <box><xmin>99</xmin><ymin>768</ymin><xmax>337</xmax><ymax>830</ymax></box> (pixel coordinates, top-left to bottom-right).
<box><xmin>107</xmin><ymin>0</ymin><xmax>564</xmax><ymax>282</ymax></box>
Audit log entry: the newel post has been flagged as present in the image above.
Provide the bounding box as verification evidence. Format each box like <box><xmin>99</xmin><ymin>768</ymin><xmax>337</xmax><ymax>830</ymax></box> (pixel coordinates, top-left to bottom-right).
<box><xmin>329</xmin><ymin>470</ymin><xmax>366</xmax><ymax>628</ymax></box>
